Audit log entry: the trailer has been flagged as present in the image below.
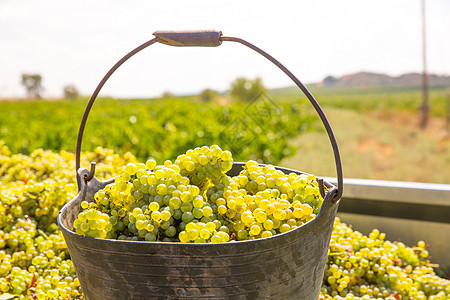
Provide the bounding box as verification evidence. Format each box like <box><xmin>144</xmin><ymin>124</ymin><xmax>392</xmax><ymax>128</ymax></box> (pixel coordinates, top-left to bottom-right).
<box><xmin>324</xmin><ymin>177</ymin><xmax>450</xmax><ymax>266</ymax></box>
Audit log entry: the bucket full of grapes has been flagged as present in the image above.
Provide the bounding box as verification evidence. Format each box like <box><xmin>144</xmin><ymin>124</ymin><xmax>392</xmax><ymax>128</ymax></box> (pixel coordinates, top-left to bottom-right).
<box><xmin>58</xmin><ymin>30</ymin><xmax>343</xmax><ymax>300</ymax></box>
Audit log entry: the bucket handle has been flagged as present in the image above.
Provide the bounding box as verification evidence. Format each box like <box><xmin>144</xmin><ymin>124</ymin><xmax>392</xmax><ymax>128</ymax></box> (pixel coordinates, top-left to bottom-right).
<box><xmin>75</xmin><ymin>30</ymin><xmax>343</xmax><ymax>203</ymax></box>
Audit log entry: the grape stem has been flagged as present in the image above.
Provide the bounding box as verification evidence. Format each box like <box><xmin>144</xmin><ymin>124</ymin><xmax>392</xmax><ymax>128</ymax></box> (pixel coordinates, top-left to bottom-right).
<box><xmin>37</xmin><ymin>229</ymin><xmax>49</xmax><ymax>239</ymax></box>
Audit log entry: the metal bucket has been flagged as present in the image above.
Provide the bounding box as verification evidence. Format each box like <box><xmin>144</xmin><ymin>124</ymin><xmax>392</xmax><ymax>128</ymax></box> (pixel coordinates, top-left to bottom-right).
<box><xmin>58</xmin><ymin>30</ymin><xmax>343</xmax><ymax>300</ymax></box>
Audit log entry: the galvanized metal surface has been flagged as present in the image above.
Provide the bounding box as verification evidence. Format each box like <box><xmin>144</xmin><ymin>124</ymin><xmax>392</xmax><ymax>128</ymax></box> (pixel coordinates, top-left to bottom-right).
<box><xmin>58</xmin><ymin>164</ymin><xmax>339</xmax><ymax>300</ymax></box>
<box><xmin>323</xmin><ymin>177</ymin><xmax>450</xmax><ymax>206</ymax></box>
<box><xmin>323</xmin><ymin>177</ymin><xmax>450</xmax><ymax>223</ymax></box>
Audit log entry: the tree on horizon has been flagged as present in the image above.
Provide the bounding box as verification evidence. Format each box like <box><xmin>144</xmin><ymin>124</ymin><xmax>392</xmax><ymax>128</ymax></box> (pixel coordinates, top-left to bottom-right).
<box><xmin>21</xmin><ymin>73</ymin><xmax>43</xmax><ymax>99</ymax></box>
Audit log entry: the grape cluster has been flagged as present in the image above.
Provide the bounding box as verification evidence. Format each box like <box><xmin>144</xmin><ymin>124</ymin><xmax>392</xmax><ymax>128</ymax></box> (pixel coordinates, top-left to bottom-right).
<box><xmin>206</xmin><ymin>161</ymin><xmax>320</xmax><ymax>240</ymax></box>
<box><xmin>74</xmin><ymin>145</ymin><xmax>234</xmax><ymax>242</ymax></box>
<box><xmin>176</xmin><ymin>147</ymin><xmax>233</xmax><ymax>188</ymax></box>
<box><xmin>0</xmin><ymin>217</ymin><xmax>81</xmax><ymax>299</ymax></box>
<box><xmin>74</xmin><ymin>145</ymin><xmax>325</xmax><ymax>243</ymax></box>
<box><xmin>320</xmin><ymin>218</ymin><xmax>450</xmax><ymax>300</ymax></box>
<box><xmin>0</xmin><ymin>143</ymin><xmax>134</xmax><ymax>299</ymax></box>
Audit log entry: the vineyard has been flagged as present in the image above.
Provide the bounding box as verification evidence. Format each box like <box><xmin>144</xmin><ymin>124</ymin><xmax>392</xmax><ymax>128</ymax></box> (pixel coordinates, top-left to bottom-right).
<box><xmin>2</xmin><ymin>85</ymin><xmax>447</xmax><ymax>166</ymax></box>
<box><xmin>270</xmin><ymin>86</ymin><xmax>448</xmax><ymax>118</ymax></box>
<box><xmin>0</xmin><ymin>97</ymin><xmax>316</xmax><ymax>165</ymax></box>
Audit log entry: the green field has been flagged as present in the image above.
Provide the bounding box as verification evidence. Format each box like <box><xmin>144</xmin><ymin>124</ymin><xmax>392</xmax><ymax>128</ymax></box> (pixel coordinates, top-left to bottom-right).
<box><xmin>270</xmin><ymin>85</ymin><xmax>448</xmax><ymax>117</ymax></box>
<box><xmin>0</xmin><ymin>85</ymin><xmax>448</xmax><ymax>183</ymax></box>
<box><xmin>0</xmin><ymin>97</ymin><xmax>315</xmax><ymax>165</ymax></box>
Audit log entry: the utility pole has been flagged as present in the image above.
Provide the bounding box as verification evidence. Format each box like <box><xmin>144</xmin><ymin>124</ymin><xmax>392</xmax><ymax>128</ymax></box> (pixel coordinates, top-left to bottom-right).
<box><xmin>419</xmin><ymin>0</ymin><xmax>429</xmax><ymax>129</ymax></box>
<box><xmin>446</xmin><ymin>88</ymin><xmax>450</xmax><ymax>134</ymax></box>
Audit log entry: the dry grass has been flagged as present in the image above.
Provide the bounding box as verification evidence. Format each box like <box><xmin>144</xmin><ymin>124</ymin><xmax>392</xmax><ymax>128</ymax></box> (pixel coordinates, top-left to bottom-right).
<box><xmin>280</xmin><ymin>108</ymin><xmax>449</xmax><ymax>184</ymax></box>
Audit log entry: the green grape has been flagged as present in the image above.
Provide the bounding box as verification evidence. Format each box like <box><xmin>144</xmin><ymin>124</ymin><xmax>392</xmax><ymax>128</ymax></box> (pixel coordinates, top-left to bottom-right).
<box><xmin>199</xmin><ymin>228</ymin><xmax>211</xmax><ymax>240</ymax></box>
<box><xmin>192</xmin><ymin>208</ymin><xmax>203</xmax><ymax>219</ymax></box>
<box><xmin>182</xmin><ymin>212</ymin><xmax>194</xmax><ymax>223</ymax></box>
<box><xmin>149</xmin><ymin>202</ymin><xmax>159</xmax><ymax>212</ymax></box>
<box><xmin>145</xmin><ymin>159</ymin><xmax>157</xmax><ymax>170</ymax></box>
<box><xmin>160</xmin><ymin>210</ymin><xmax>171</xmax><ymax>222</ymax></box>
<box><xmin>179</xmin><ymin>231</ymin><xmax>189</xmax><ymax>243</ymax></box>
<box><xmin>165</xmin><ymin>226</ymin><xmax>177</xmax><ymax>237</ymax></box>
<box><xmin>206</xmin><ymin>222</ymin><xmax>216</xmax><ymax>233</ymax></box>
<box><xmin>150</xmin><ymin>211</ymin><xmax>161</xmax><ymax>222</ymax></box>
<box><xmin>125</xmin><ymin>163</ymin><xmax>137</xmax><ymax>175</ymax></box>
<box><xmin>202</xmin><ymin>206</ymin><xmax>213</xmax><ymax>218</ymax></box>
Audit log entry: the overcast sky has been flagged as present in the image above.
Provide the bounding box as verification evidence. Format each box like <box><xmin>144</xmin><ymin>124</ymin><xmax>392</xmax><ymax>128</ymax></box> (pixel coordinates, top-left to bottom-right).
<box><xmin>1</xmin><ymin>0</ymin><xmax>449</xmax><ymax>98</ymax></box>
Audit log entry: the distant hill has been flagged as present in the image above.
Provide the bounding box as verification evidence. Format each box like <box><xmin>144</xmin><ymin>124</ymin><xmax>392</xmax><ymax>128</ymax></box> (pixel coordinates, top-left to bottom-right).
<box><xmin>320</xmin><ymin>72</ymin><xmax>450</xmax><ymax>87</ymax></box>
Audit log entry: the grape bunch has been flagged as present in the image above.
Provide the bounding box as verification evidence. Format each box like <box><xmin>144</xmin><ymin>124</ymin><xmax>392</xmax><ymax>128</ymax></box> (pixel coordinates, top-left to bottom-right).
<box><xmin>0</xmin><ymin>143</ymin><xmax>134</xmax><ymax>299</ymax></box>
<box><xmin>205</xmin><ymin>161</ymin><xmax>320</xmax><ymax>240</ymax></box>
<box><xmin>0</xmin><ymin>217</ymin><xmax>81</xmax><ymax>299</ymax></box>
<box><xmin>176</xmin><ymin>146</ymin><xmax>233</xmax><ymax>189</ymax></box>
<box><xmin>74</xmin><ymin>145</ymin><xmax>234</xmax><ymax>243</ymax></box>
<box><xmin>73</xmin><ymin>145</ymin><xmax>325</xmax><ymax>243</ymax></box>
<box><xmin>320</xmin><ymin>218</ymin><xmax>450</xmax><ymax>300</ymax></box>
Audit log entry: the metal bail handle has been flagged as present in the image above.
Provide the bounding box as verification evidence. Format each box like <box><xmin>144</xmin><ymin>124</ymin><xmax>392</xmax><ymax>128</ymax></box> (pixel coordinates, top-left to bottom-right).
<box><xmin>75</xmin><ymin>30</ymin><xmax>343</xmax><ymax>202</ymax></box>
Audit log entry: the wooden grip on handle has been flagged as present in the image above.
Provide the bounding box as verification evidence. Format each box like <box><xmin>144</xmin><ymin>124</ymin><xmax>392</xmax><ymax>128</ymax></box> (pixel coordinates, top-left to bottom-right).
<box><xmin>153</xmin><ymin>30</ymin><xmax>222</xmax><ymax>47</ymax></box>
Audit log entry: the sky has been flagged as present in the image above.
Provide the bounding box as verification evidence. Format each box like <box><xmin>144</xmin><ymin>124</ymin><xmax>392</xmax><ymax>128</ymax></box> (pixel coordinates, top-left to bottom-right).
<box><xmin>1</xmin><ymin>0</ymin><xmax>449</xmax><ymax>98</ymax></box>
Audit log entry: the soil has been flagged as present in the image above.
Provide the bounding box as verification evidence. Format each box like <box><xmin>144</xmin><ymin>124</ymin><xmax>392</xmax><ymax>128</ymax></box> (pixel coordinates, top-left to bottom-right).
<box><xmin>368</xmin><ymin>111</ymin><xmax>449</xmax><ymax>142</ymax></box>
